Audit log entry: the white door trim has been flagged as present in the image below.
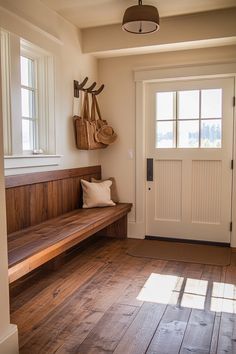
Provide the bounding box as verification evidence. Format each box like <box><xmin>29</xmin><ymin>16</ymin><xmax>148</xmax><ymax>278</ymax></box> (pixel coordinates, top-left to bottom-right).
<box><xmin>133</xmin><ymin>62</ymin><xmax>236</xmax><ymax>244</ymax></box>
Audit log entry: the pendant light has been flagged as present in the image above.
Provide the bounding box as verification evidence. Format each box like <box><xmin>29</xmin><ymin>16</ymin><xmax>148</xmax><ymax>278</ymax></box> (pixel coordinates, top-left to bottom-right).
<box><xmin>122</xmin><ymin>0</ymin><xmax>160</xmax><ymax>34</ymax></box>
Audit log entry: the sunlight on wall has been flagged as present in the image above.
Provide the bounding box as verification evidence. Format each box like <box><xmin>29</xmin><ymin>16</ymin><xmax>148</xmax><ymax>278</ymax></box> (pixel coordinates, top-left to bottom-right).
<box><xmin>137</xmin><ymin>273</ymin><xmax>236</xmax><ymax>314</ymax></box>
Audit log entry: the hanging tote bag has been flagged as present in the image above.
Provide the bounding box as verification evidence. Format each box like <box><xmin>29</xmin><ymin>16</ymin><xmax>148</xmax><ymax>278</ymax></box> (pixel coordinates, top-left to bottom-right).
<box><xmin>73</xmin><ymin>92</ymin><xmax>106</xmax><ymax>150</ymax></box>
<box><xmin>73</xmin><ymin>91</ymin><xmax>90</xmax><ymax>150</ymax></box>
<box><xmin>92</xmin><ymin>94</ymin><xmax>118</xmax><ymax>145</ymax></box>
<box><xmin>91</xmin><ymin>94</ymin><xmax>107</xmax><ymax>129</ymax></box>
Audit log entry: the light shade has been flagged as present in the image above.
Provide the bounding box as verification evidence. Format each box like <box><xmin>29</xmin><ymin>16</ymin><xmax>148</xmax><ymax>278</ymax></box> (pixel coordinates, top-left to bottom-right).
<box><xmin>122</xmin><ymin>1</ymin><xmax>160</xmax><ymax>34</ymax></box>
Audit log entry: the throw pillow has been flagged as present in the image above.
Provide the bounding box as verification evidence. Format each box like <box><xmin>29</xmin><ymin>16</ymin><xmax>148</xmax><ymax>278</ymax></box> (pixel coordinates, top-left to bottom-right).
<box><xmin>91</xmin><ymin>177</ymin><xmax>119</xmax><ymax>203</ymax></box>
<box><xmin>81</xmin><ymin>179</ymin><xmax>115</xmax><ymax>208</ymax></box>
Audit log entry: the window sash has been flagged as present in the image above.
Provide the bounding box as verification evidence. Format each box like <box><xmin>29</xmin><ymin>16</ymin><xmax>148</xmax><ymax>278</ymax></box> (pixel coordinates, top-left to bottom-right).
<box><xmin>156</xmin><ymin>89</ymin><xmax>222</xmax><ymax>149</ymax></box>
<box><xmin>1</xmin><ymin>31</ymin><xmax>55</xmax><ymax>160</ymax></box>
<box><xmin>20</xmin><ymin>55</ymin><xmax>39</xmax><ymax>151</ymax></box>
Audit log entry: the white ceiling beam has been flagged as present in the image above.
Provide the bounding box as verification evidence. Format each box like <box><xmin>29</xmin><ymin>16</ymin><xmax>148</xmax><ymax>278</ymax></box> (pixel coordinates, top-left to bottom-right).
<box><xmin>81</xmin><ymin>8</ymin><xmax>236</xmax><ymax>56</ymax></box>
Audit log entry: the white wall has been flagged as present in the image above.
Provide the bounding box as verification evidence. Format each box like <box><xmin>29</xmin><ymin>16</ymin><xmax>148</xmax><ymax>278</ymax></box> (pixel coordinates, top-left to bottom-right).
<box><xmin>98</xmin><ymin>45</ymin><xmax>236</xmax><ymax>240</ymax></box>
<box><xmin>0</xmin><ymin>29</ymin><xmax>18</xmax><ymax>354</ymax></box>
<box><xmin>82</xmin><ymin>8</ymin><xmax>236</xmax><ymax>55</ymax></box>
<box><xmin>0</xmin><ymin>1</ymin><xmax>100</xmax><ymax>352</ymax></box>
<box><xmin>0</xmin><ymin>0</ymin><xmax>99</xmax><ymax>175</ymax></box>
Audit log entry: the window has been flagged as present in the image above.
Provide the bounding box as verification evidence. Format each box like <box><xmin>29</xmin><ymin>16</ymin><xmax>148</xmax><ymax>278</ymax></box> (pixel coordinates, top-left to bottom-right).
<box><xmin>20</xmin><ymin>56</ymin><xmax>38</xmax><ymax>152</ymax></box>
<box><xmin>1</xmin><ymin>30</ymin><xmax>57</xmax><ymax>169</ymax></box>
<box><xmin>156</xmin><ymin>89</ymin><xmax>222</xmax><ymax>148</ymax></box>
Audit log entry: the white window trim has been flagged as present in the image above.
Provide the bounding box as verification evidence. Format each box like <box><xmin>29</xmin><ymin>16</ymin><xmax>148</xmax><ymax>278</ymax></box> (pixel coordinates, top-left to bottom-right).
<box><xmin>4</xmin><ymin>154</ymin><xmax>62</xmax><ymax>170</ymax></box>
<box><xmin>20</xmin><ymin>39</ymin><xmax>56</xmax><ymax>155</ymax></box>
<box><xmin>1</xmin><ymin>30</ymin><xmax>59</xmax><ymax>171</ymax></box>
<box><xmin>0</xmin><ymin>30</ymin><xmax>11</xmax><ymax>155</ymax></box>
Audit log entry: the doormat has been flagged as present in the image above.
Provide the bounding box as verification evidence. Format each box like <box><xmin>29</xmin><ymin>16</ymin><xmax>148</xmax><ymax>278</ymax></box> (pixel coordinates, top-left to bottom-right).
<box><xmin>127</xmin><ymin>240</ymin><xmax>231</xmax><ymax>266</ymax></box>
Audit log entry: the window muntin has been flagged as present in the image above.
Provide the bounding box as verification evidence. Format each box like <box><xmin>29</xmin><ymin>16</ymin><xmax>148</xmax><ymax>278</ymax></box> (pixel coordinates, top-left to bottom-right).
<box><xmin>156</xmin><ymin>89</ymin><xmax>222</xmax><ymax>148</ymax></box>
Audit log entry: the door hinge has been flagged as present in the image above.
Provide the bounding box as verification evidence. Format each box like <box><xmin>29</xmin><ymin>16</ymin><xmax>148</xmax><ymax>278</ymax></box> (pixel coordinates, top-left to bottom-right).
<box><xmin>231</xmin><ymin>160</ymin><xmax>234</xmax><ymax>169</ymax></box>
<box><xmin>233</xmin><ymin>96</ymin><xmax>236</xmax><ymax>107</ymax></box>
<box><xmin>230</xmin><ymin>222</ymin><xmax>233</xmax><ymax>232</ymax></box>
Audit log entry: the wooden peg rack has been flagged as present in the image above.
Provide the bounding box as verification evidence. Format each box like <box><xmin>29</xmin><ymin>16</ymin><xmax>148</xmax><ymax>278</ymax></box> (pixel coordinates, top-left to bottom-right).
<box><xmin>74</xmin><ymin>77</ymin><xmax>105</xmax><ymax>98</ymax></box>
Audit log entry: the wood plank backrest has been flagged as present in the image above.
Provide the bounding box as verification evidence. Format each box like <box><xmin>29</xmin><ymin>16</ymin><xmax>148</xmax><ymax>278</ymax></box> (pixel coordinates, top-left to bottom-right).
<box><xmin>5</xmin><ymin>166</ymin><xmax>101</xmax><ymax>234</ymax></box>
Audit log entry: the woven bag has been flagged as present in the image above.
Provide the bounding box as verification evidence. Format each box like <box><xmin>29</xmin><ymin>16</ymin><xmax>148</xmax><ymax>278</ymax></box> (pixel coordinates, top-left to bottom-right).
<box><xmin>73</xmin><ymin>92</ymin><xmax>106</xmax><ymax>150</ymax></box>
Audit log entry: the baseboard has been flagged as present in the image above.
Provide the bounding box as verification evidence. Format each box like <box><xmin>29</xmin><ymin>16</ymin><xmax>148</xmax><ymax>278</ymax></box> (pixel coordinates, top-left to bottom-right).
<box><xmin>128</xmin><ymin>221</ymin><xmax>145</xmax><ymax>239</ymax></box>
<box><xmin>145</xmin><ymin>235</ymin><xmax>230</xmax><ymax>248</ymax></box>
<box><xmin>0</xmin><ymin>324</ymin><xmax>18</xmax><ymax>354</ymax></box>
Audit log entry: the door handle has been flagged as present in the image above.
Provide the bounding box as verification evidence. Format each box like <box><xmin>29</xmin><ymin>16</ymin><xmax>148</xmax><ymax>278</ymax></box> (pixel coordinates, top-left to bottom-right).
<box><xmin>147</xmin><ymin>158</ymin><xmax>153</xmax><ymax>181</ymax></box>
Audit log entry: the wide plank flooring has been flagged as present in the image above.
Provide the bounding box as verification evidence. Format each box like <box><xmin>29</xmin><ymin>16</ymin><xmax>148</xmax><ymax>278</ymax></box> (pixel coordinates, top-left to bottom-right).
<box><xmin>10</xmin><ymin>238</ymin><xmax>236</xmax><ymax>354</ymax></box>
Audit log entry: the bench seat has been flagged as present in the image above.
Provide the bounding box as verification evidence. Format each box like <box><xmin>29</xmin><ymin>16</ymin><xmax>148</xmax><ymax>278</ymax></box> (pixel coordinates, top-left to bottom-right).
<box><xmin>8</xmin><ymin>203</ymin><xmax>132</xmax><ymax>283</ymax></box>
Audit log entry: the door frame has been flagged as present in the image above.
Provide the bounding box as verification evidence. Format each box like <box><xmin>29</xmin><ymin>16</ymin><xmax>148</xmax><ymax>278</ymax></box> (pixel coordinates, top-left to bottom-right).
<box><xmin>134</xmin><ymin>63</ymin><xmax>236</xmax><ymax>245</ymax></box>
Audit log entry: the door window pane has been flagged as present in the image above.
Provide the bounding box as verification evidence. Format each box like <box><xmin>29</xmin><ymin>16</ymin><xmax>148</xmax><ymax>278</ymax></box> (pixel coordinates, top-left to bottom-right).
<box><xmin>178</xmin><ymin>90</ymin><xmax>199</xmax><ymax>119</ymax></box>
<box><xmin>156</xmin><ymin>92</ymin><xmax>175</xmax><ymax>120</ymax></box>
<box><xmin>21</xmin><ymin>88</ymin><xmax>34</xmax><ymax>118</ymax></box>
<box><xmin>201</xmin><ymin>120</ymin><xmax>221</xmax><ymax>148</ymax></box>
<box><xmin>22</xmin><ymin>119</ymin><xmax>34</xmax><ymax>151</ymax></box>
<box><xmin>178</xmin><ymin>120</ymin><xmax>199</xmax><ymax>148</ymax></box>
<box><xmin>201</xmin><ymin>89</ymin><xmax>222</xmax><ymax>118</ymax></box>
<box><xmin>155</xmin><ymin>87</ymin><xmax>222</xmax><ymax>149</ymax></box>
<box><xmin>156</xmin><ymin>121</ymin><xmax>175</xmax><ymax>148</ymax></box>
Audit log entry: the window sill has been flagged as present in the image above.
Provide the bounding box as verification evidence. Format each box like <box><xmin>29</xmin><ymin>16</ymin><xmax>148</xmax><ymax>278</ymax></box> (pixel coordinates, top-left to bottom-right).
<box><xmin>4</xmin><ymin>154</ymin><xmax>62</xmax><ymax>170</ymax></box>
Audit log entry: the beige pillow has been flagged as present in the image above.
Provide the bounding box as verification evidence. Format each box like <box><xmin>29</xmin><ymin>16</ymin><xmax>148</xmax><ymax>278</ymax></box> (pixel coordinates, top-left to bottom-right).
<box><xmin>91</xmin><ymin>177</ymin><xmax>119</xmax><ymax>203</ymax></box>
<box><xmin>81</xmin><ymin>179</ymin><xmax>115</xmax><ymax>208</ymax></box>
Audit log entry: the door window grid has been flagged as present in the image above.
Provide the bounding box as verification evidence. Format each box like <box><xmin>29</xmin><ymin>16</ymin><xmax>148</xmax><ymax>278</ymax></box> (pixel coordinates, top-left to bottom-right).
<box><xmin>156</xmin><ymin>89</ymin><xmax>222</xmax><ymax>148</ymax></box>
<box><xmin>20</xmin><ymin>56</ymin><xmax>38</xmax><ymax>152</ymax></box>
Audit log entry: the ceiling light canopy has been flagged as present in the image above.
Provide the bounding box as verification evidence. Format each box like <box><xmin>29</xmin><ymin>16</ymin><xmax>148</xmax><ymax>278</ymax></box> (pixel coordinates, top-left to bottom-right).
<box><xmin>122</xmin><ymin>0</ymin><xmax>160</xmax><ymax>34</ymax></box>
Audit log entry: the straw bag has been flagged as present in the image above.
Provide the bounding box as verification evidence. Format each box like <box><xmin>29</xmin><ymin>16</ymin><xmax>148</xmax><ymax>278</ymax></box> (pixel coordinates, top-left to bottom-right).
<box><xmin>93</xmin><ymin>94</ymin><xmax>117</xmax><ymax>145</ymax></box>
<box><xmin>73</xmin><ymin>92</ymin><xmax>106</xmax><ymax>150</ymax></box>
<box><xmin>91</xmin><ymin>94</ymin><xmax>108</xmax><ymax>129</ymax></box>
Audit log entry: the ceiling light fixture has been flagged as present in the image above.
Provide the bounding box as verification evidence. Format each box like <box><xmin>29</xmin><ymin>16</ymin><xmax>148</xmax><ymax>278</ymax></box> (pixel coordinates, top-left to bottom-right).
<box><xmin>122</xmin><ymin>0</ymin><xmax>160</xmax><ymax>35</ymax></box>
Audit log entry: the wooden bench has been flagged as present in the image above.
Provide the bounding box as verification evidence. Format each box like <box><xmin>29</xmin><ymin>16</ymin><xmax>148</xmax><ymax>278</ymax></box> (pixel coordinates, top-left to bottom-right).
<box><xmin>5</xmin><ymin>166</ymin><xmax>132</xmax><ymax>283</ymax></box>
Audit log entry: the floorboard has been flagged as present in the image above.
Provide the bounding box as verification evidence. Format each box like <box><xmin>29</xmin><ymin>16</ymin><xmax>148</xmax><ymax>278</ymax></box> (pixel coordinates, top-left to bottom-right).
<box><xmin>10</xmin><ymin>238</ymin><xmax>236</xmax><ymax>354</ymax></box>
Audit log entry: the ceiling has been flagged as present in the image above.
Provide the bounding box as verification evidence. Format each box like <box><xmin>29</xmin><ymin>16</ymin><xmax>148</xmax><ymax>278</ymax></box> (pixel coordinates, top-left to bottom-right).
<box><xmin>41</xmin><ymin>0</ymin><xmax>236</xmax><ymax>29</ymax></box>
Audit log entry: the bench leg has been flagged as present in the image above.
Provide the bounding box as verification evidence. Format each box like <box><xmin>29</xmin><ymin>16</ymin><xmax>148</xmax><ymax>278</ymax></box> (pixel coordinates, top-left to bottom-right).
<box><xmin>99</xmin><ymin>215</ymin><xmax>128</xmax><ymax>239</ymax></box>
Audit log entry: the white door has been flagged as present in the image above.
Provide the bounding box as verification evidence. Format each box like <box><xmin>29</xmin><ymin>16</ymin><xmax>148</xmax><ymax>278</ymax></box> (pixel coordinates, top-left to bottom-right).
<box><xmin>146</xmin><ymin>77</ymin><xmax>235</xmax><ymax>243</ymax></box>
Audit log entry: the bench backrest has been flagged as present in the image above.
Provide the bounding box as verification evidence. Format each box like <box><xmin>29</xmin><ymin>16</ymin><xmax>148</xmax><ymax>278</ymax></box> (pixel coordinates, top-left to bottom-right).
<box><xmin>5</xmin><ymin>165</ymin><xmax>101</xmax><ymax>234</ymax></box>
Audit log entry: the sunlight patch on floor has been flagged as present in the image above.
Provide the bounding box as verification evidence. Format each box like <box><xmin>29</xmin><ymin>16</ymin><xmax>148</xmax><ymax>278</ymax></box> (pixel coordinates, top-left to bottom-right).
<box><xmin>137</xmin><ymin>273</ymin><xmax>181</xmax><ymax>305</ymax></box>
<box><xmin>137</xmin><ymin>273</ymin><xmax>236</xmax><ymax>313</ymax></box>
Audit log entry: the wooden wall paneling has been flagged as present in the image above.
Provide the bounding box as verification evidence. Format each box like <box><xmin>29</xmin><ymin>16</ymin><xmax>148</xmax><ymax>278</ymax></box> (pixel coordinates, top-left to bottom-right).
<box><xmin>23</xmin><ymin>186</ymin><xmax>30</xmax><ymax>229</ymax></box>
<box><xmin>9</xmin><ymin>186</ymin><xmax>26</xmax><ymax>233</ymax></box>
<box><xmin>29</xmin><ymin>184</ymin><xmax>37</xmax><ymax>227</ymax></box>
<box><xmin>5</xmin><ymin>166</ymin><xmax>102</xmax><ymax>234</ymax></box>
<box><xmin>36</xmin><ymin>183</ymin><xmax>47</xmax><ymax>225</ymax></box>
<box><xmin>47</xmin><ymin>181</ymin><xmax>55</xmax><ymax>220</ymax></box>
<box><xmin>5</xmin><ymin>188</ymin><xmax>16</xmax><ymax>234</ymax></box>
<box><xmin>5</xmin><ymin>165</ymin><xmax>101</xmax><ymax>188</ymax></box>
<box><xmin>72</xmin><ymin>177</ymin><xmax>80</xmax><ymax>210</ymax></box>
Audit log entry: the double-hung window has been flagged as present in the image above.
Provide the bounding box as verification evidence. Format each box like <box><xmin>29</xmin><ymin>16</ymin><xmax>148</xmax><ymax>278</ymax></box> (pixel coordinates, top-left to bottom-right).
<box><xmin>20</xmin><ymin>55</ymin><xmax>38</xmax><ymax>152</ymax></box>
<box><xmin>1</xmin><ymin>30</ymin><xmax>58</xmax><ymax>170</ymax></box>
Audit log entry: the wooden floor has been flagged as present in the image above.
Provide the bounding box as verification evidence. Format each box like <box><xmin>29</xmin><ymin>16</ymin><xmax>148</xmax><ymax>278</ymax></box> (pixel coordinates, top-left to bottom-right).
<box><xmin>10</xmin><ymin>238</ymin><xmax>236</xmax><ymax>354</ymax></box>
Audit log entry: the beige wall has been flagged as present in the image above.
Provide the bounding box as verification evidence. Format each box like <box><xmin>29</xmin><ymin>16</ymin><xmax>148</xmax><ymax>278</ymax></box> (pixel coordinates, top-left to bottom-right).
<box><xmin>0</xmin><ymin>0</ymin><xmax>99</xmax><ymax>175</ymax></box>
<box><xmin>0</xmin><ymin>1</ymin><xmax>100</xmax><ymax>352</ymax></box>
<box><xmin>0</xmin><ymin>29</ymin><xmax>18</xmax><ymax>353</ymax></box>
<box><xmin>82</xmin><ymin>8</ymin><xmax>236</xmax><ymax>55</ymax></box>
<box><xmin>98</xmin><ymin>45</ymin><xmax>236</xmax><ymax>239</ymax></box>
